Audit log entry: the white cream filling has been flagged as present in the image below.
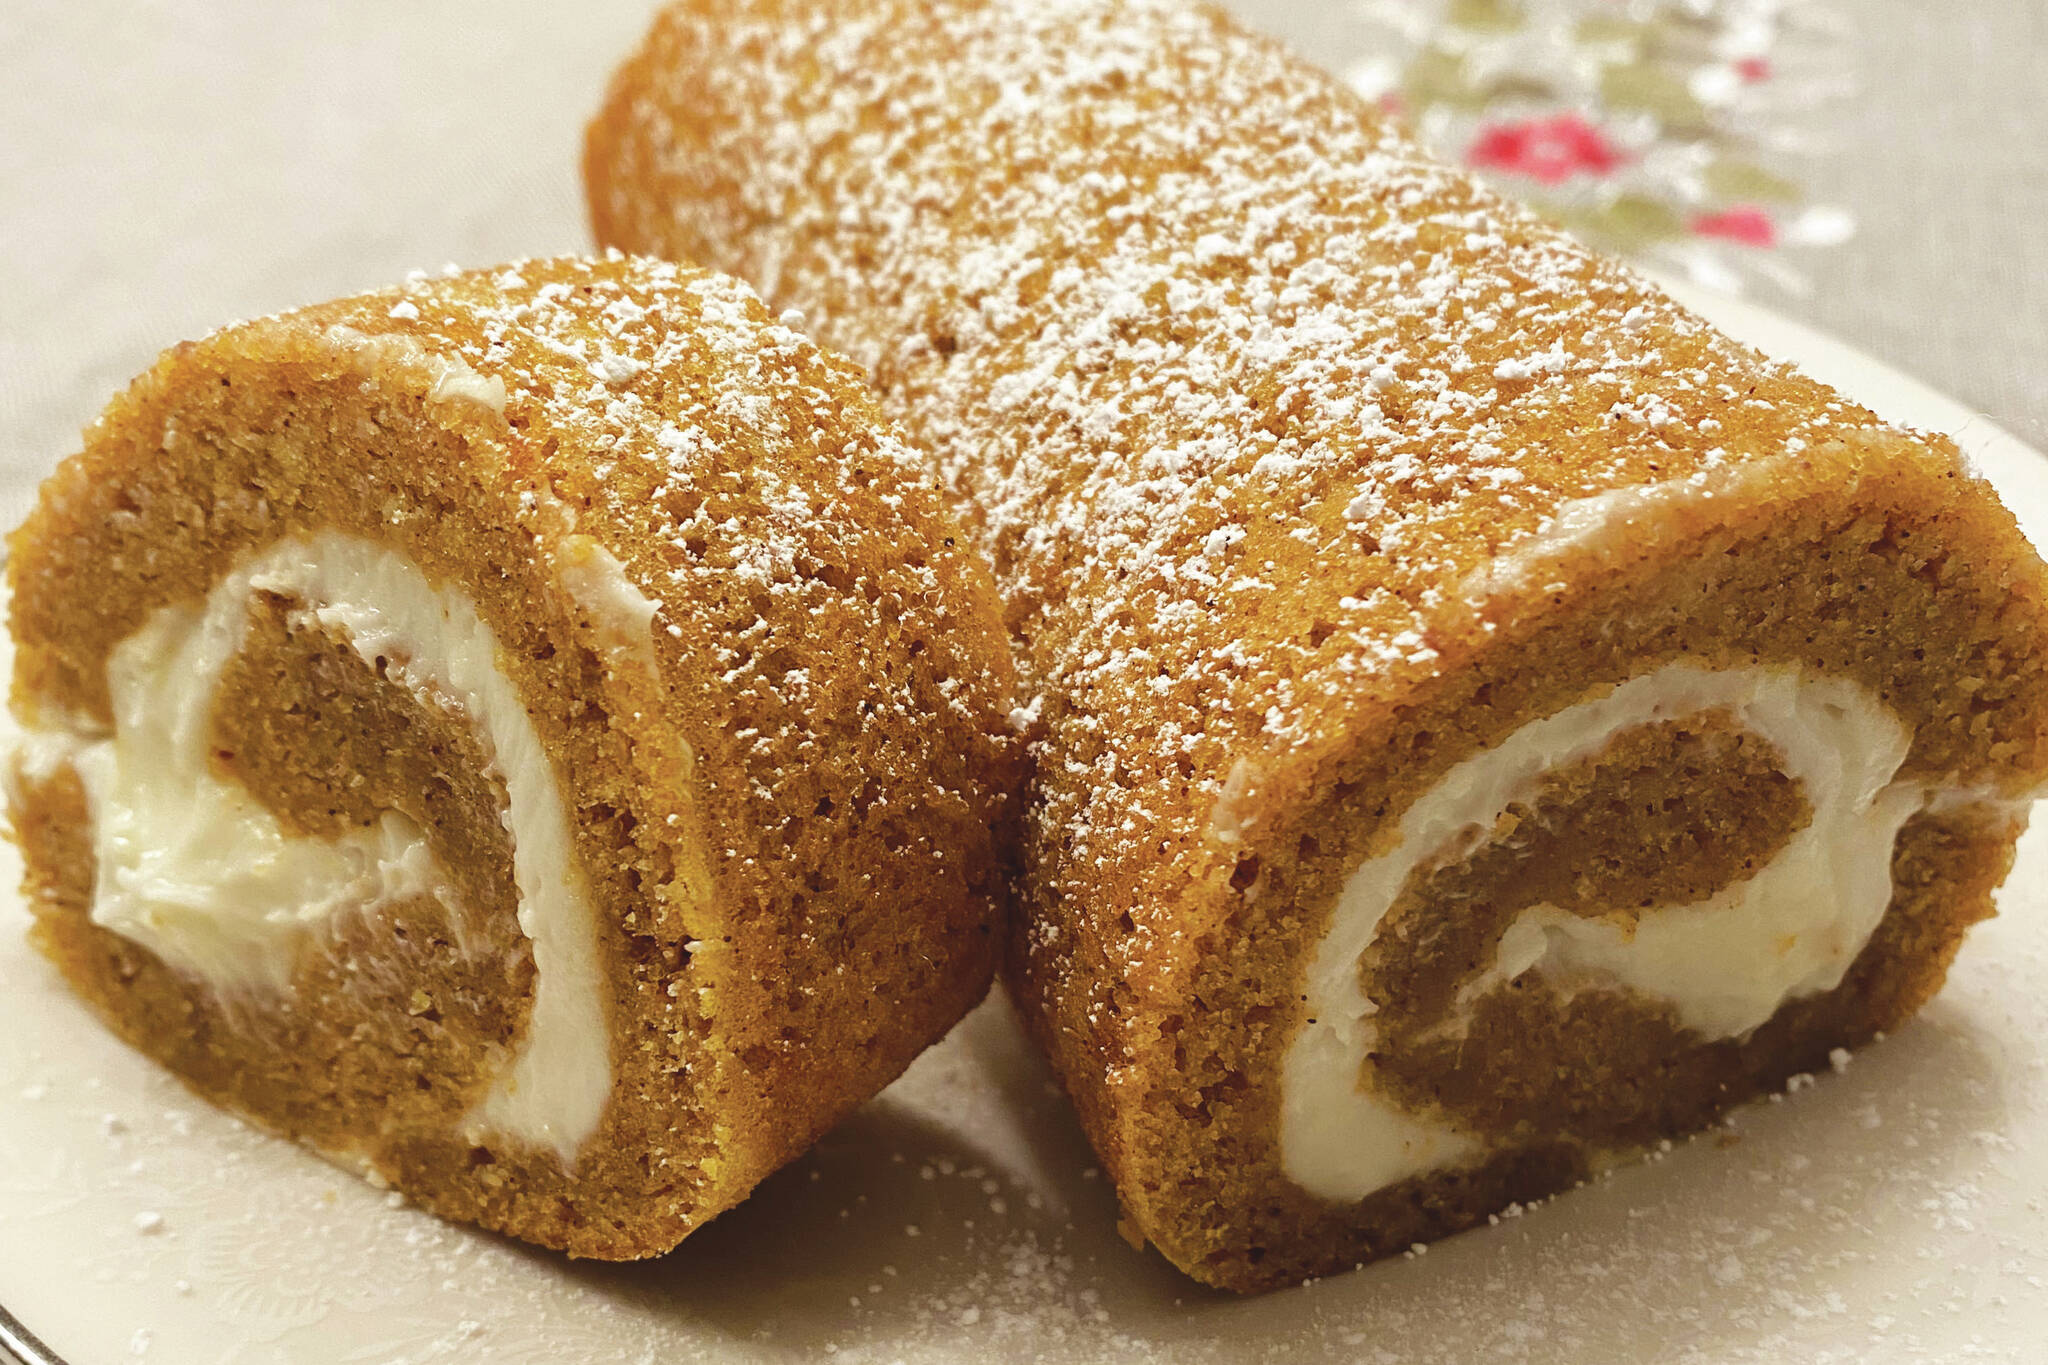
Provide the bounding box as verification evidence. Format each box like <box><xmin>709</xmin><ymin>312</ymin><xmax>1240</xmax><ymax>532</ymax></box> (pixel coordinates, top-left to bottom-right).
<box><xmin>1279</xmin><ymin>663</ymin><xmax>1934</xmax><ymax>1203</ymax></box>
<box><xmin>557</xmin><ymin>535</ymin><xmax>664</xmax><ymax>681</ymax></box>
<box><xmin>17</xmin><ymin>531</ymin><xmax>629</xmax><ymax>1163</ymax></box>
<box><xmin>320</xmin><ymin>324</ymin><xmax>509</xmax><ymax>416</ymax></box>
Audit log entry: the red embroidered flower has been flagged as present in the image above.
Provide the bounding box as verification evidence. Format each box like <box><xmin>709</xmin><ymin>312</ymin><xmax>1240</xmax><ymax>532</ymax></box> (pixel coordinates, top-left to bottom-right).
<box><xmin>1468</xmin><ymin>113</ymin><xmax>1625</xmax><ymax>183</ymax></box>
<box><xmin>1735</xmin><ymin>56</ymin><xmax>1773</xmax><ymax>83</ymax></box>
<box><xmin>1691</xmin><ymin>205</ymin><xmax>1777</xmax><ymax>247</ymax></box>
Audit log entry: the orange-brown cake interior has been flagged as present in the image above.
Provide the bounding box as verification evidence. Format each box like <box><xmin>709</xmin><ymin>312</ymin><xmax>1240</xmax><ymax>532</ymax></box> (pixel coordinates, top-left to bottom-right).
<box><xmin>203</xmin><ymin>600</ymin><xmax>532</xmax><ymax>1140</ymax></box>
<box><xmin>1359</xmin><ymin>712</ymin><xmax>1815</xmax><ymax>1145</ymax></box>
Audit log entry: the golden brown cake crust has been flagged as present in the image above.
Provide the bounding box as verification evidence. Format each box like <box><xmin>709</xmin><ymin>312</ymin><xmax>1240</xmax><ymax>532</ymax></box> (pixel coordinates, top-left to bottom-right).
<box><xmin>7</xmin><ymin>254</ymin><xmax>1022</xmax><ymax>1257</ymax></box>
<box><xmin>586</xmin><ymin>0</ymin><xmax>2048</xmax><ymax>1289</ymax></box>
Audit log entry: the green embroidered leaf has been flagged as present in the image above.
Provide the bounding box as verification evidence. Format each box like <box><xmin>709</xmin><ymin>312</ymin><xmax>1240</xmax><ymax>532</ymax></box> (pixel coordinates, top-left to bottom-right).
<box><xmin>1448</xmin><ymin>0</ymin><xmax>1525</xmax><ymax>32</ymax></box>
<box><xmin>1600</xmin><ymin>61</ymin><xmax>1708</xmax><ymax>132</ymax></box>
<box><xmin>1575</xmin><ymin>15</ymin><xmax>1649</xmax><ymax>49</ymax></box>
<box><xmin>1404</xmin><ymin>49</ymin><xmax>1490</xmax><ymax>109</ymax></box>
<box><xmin>1488</xmin><ymin>73</ymin><xmax>1559</xmax><ymax>103</ymax></box>
<box><xmin>1705</xmin><ymin>158</ymin><xmax>1803</xmax><ymax>203</ymax></box>
<box><xmin>1570</xmin><ymin>193</ymin><xmax>1687</xmax><ymax>247</ymax></box>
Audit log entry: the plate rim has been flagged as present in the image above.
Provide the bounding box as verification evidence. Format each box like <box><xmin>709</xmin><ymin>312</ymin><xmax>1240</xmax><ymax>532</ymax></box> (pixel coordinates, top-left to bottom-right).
<box><xmin>0</xmin><ymin>1301</ymin><xmax>62</xmax><ymax>1365</ymax></box>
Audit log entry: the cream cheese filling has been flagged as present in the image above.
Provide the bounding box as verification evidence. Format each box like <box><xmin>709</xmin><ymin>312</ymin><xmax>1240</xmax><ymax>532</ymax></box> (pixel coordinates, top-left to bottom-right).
<box><xmin>1279</xmin><ymin>663</ymin><xmax>1936</xmax><ymax>1204</ymax></box>
<box><xmin>15</xmin><ymin>530</ymin><xmax>637</xmax><ymax>1163</ymax></box>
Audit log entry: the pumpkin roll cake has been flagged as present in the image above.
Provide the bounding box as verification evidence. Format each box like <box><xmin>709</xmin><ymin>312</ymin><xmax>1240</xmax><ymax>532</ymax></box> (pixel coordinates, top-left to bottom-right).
<box><xmin>586</xmin><ymin>0</ymin><xmax>2048</xmax><ymax>1290</ymax></box>
<box><xmin>5</xmin><ymin>255</ymin><xmax>1018</xmax><ymax>1256</ymax></box>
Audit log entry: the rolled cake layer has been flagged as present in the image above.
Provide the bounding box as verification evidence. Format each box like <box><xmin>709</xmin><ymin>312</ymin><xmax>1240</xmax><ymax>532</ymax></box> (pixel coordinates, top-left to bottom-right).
<box><xmin>586</xmin><ymin>0</ymin><xmax>2048</xmax><ymax>1289</ymax></box>
<box><xmin>6</xmin><ymin>255</ymin><xmax>1018</xmax><ymax>1256</ymax></box>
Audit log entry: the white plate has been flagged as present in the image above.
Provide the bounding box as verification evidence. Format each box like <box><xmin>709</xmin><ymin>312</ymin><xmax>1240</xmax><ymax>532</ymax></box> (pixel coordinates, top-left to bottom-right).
<box><xmin>2</xmin><ymin>281</ymin><xmax>2045</xmax><ymax>1365</ymax></box>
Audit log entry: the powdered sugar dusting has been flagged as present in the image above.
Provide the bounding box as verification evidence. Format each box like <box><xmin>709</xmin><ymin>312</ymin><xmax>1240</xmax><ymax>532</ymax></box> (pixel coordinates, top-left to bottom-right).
<box><xmin>267</xmin><ymin>255</ymin><xmax>999</xmax><ymax>901</ymax></box>
<box><xmin>592</xmin><ymin>0</ymin><xmax>1901</xmax><ymax>1120</ymax></box>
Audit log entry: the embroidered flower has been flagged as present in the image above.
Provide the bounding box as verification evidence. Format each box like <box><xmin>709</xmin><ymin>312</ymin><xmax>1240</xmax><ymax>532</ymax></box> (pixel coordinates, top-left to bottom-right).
<box><xmin>1691</xmin><ymin>205</ymin><xmax>1777</xmax><ymax>247</ymax></box>
<box><xmin>1468</xmin><ymin>113</ymin><xmax>1626</xmax><ymax>183</ymax></box>
<box><xmin>1352</xmin><ymin>0</ymin><xmax>1856</xmax><ymax>294</ymax></box>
